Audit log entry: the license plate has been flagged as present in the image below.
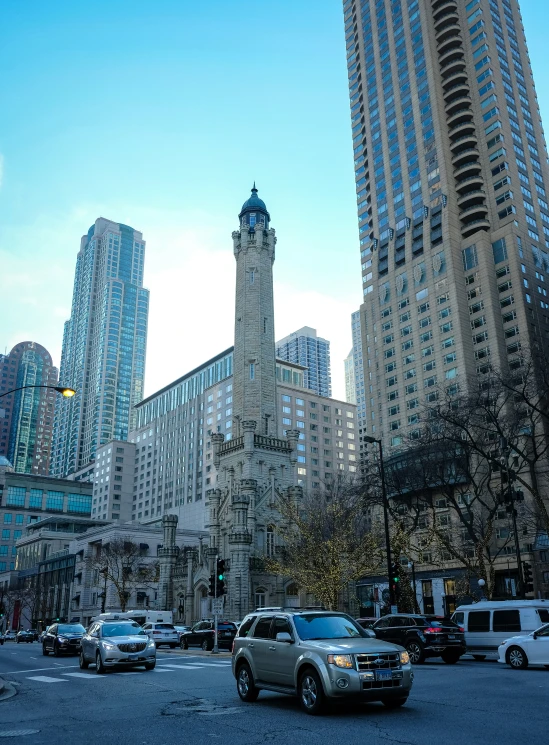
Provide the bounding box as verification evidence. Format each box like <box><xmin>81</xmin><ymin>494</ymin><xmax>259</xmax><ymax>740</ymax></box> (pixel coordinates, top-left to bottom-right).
<box><xmin>128</xmin><ymin>654</ymin><xmax>138</xmax><ymax>661</ymax></box>
<box><xmin>375</xmin><ymin>669</ymin><xmax>393</xmax><ymax>681</ymax></box>
<box><xmin>448</xmin><ymin>635</ymin><xmax>456</xmax><ymax>639</ymax></box>
<box><xmin>221</xmin><ymin>632</ymin><xmax>230</xmax><ymax>637</ymax></box>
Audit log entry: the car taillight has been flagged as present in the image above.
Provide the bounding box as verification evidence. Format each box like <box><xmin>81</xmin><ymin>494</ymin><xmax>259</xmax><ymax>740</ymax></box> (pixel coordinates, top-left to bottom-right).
<box><xmin>459</xmin><ymin>627</ymin><xmax>465</xmax><ymax>633</ymax></box>
<box><xmin>153</xmin><ymin>631</ymin><xmax>162</xmax><ymax>635</ymax></box>
<box><xmin>424</xmin><ymin>627</ymin><xmax>442</xmax><ymax>634</ymax></box>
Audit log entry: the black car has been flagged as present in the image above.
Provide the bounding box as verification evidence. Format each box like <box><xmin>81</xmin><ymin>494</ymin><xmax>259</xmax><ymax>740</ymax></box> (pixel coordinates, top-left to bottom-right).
<box><xmin>180</xmin><ymin>620</ymin><xmax>237</xmax><ymax>651</ymax></box>
<box><xmin>42</xmin><ymin>623</ymin><xmax>86</xmax><ymax>656</ymax></box>
<box><xmin>16</xmin><ymin>630</ymin><xmax>35</xmax><ymax>643</ymax></box>
<box><xmin>370</xmin><ymin>614</ymin><xmax>466</xmax><ymax>664</ymax></box>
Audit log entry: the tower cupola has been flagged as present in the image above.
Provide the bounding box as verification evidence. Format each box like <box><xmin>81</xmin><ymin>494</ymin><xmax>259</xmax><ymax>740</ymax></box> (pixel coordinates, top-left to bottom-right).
<box><xmin>238</xmin><ymin>183</ymin><xmax>270</xmax><ymax>230</ymax></box>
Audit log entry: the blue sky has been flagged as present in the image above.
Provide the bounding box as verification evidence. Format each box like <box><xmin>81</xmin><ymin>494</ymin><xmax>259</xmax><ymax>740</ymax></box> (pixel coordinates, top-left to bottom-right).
<box><xmin>0</xmin><ymin>0</ymin><xmax>548</xmax><ymax>399</ymax></box>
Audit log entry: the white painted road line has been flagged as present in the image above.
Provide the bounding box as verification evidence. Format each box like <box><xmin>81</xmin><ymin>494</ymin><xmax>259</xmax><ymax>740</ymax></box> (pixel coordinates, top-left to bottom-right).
<box><xmin>1</xmin><ymin>665</ymin><xmax>78</xmax><ymax>675</ymax></box>
<box><xmin>27</xmin><ymin>676</ymin><xmax>67</xmax><ymax>683</ymax></box>
<box><xmin>64</xmin><ymin>673</ymin><xmax>105</xmax><ymax>679</ymax></box>
<box><xmin>159</xmin><ymin>664</ymin><xmax>205</xmax><ymax>670</ymax></box>
<box><xmin>190</xmin><ymin>663</ymin><xmax>231</xmax><ymax>667</ymax></box>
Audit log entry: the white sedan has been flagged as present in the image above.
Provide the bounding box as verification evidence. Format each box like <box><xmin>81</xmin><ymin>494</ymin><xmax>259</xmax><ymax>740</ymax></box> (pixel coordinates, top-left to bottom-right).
<box><xmin>498</xmin><ymin>623</ymin><xmax>549</xmax><ymax>669</ymax></box>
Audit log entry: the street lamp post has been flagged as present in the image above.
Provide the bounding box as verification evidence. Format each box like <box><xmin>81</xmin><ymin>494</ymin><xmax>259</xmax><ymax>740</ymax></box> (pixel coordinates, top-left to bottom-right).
<box><xmin>363</xmin><ymin>435</ymin><xmax>396</xmax><ymax>610</ymax></box>
<box><xmin>408</xmin><ymin>560</ymin><xmax>419</xmax><ymax>613</ymax></box>
<box><xmin>0</xmin><ymin>385</ymin><xmax>76</xmax><ymax>400</ymax></box>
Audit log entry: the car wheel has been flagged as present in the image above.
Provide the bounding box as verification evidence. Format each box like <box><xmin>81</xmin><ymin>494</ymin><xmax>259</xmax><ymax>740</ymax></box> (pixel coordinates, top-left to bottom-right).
<box><xmin>95</xmin><ymin>651</ymin><xmax>107</xmax><ymax>674</ymax></box>
<box><xmin>506</xmin><ymin>646</ymin><xmax>528</xmax><ymax>670</ymax></box>
<box><xmin>53</xmin><ymin>643</ymin><xmax>61</xmax><ymax>657</ymax></box>
<box><xmin>406</xmin><ymin>641</ymin><xmax>425</xmax><ymax>664</ymax></box>
<box><xmin>441</xmin><ymin>652</ymin><xmax>460</xmax><ymax>664</ymax></box>
<box><xmin>299</xmin><ymin>668</ymin><xmax>325</xmax><ymax>715</ymax></box>
<box><xmin>473</xmin><ymin>655</ymin><xmax>486</xmax><ymax>661</ymax></box>
<box><xmin>181</xmin><ymin>639</ymin><xmax>188</xmax><ymax>650</ymax></box>
<box><xmin>202</xmin><ymin>639</ymin><xmax>212</xmax><ymax>651</ymax></box>
<box><xmin>79</xmin><ymin>651</ymin><xmax>89</xmax><ymax>670</ymax></box>
<box><xmin>145</xmin><ymin>662</ymin><xmax>156</xmax><ymax>670</ymax></box>
<box><xmin>383</xmin><ymin>697</ymin><xmax>408</xmax><ymax>709</ymax></box>
<box><xmin>42</xmin><ymin>644</ymin><xmax>49</xmax><ymax>656</ymax></box>
<box><xmin>16</xmin><ymin>639</ymin><xmax>20</xmax><ymax>644</ymax></box>
<box><xmin>236</xmin><ymin>663</ymin><xmax>259</xmax><ymax>702</ymax></box>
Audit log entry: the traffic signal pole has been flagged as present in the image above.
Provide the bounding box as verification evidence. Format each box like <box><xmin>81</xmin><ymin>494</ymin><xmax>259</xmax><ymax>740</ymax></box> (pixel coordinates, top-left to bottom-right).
<box><xmin>213</xmin><ymin>554</ymin><xmax>219</xmax><ymax>655</ymax></box>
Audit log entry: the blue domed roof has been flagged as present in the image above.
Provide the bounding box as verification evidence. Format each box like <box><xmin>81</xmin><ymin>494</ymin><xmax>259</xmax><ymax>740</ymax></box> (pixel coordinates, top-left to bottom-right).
<box><xmin>239</xmin><ymin>183</ymin><xmax>270</xmax><ymax>223</ymax></box>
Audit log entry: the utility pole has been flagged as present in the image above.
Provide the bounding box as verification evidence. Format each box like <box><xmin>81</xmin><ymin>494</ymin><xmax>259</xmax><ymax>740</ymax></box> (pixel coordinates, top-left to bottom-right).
<box><xmin>213</xmin><ymin>554</ymin><xmax>219</xmax><ymax>655</ymax></box>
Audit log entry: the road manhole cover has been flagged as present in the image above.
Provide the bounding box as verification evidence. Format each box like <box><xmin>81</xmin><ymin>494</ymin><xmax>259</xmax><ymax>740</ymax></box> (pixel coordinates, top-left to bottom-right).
<box><xmin>0</xmin><ymin>732</ymin><xmax>40</xmax><ymax>738</ymax></box>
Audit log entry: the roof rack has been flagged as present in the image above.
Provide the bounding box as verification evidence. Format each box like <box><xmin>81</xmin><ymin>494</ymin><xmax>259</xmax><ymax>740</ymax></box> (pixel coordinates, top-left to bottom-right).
<box><xmin>253</xmin><ymin>605</ymin><xmax>328</xmax><ymax>613</ymax></box>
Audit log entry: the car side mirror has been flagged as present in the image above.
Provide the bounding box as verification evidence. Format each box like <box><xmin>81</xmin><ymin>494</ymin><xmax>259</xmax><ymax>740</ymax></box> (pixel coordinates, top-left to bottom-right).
<box><xmin>533</xmin><ymin>632</ymin><xmax>538</xmax><ymax>639</ymax></box>
<box><xmin>363</xmin><ymin>628</ymin><xmax>376</xmax><ymax>638</ymax></box>
<box><xmin>276</xmin><ymin>632</ymin><xmax>293</xmax><ymax>644</ymax></box>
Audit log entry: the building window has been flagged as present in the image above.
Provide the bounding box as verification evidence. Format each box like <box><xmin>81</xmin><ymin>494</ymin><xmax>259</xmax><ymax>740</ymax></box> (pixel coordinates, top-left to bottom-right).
<box><xmin>67</xmin><ymin>494</ymin><xmax>92</xmax><ymax>514</ymax></box>
<box><xmin>255</xmin><ymin>589</ymin><xmax>266</xmax><ymax>608</ymax></box>
<box><xmin>46</xmin><ymin>491</ymin><xmax>64</xmax><ymax>512</ymax></box>
<box><xmin>250</xmin><ymin>363</ymin><xmax>255</xmax><ymax>380</ymax></box>
<box><xmin>266</xmin><ymin>526</ymin><xmax>275</xmax><ymax>557</ymax></box>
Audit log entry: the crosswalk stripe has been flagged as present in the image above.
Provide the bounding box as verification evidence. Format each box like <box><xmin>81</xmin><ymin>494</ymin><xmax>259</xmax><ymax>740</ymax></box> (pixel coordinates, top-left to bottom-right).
<box><xmin>64</xmin><ymin>673</ymin><xmax>104</xmax><ymax>679</ymax></box>
<box><xmin>186</xmin><ymin>663</ymin><xmax>230</xmax><ymax>668</ymax></box>
<box><xmin>159</xmin><ymin>664</ymin><xmax>205</xmax><ymax>669</ymax></box>
<box><xmin>27</xmin><ymin>676</ymin><xmax>66</xmax><ymax>683</ymax></box>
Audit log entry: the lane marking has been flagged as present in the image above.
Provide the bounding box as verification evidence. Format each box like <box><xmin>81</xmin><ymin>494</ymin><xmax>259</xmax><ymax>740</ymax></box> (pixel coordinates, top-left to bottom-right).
<box><xmin>0</xmin><ymin>664</ymin><xmax>79</xmax><ymax>675</ymax></box>
<box><xmin>159</xmin><ymin>664</ymin><xmax>205</xmax><ymax>670</ymax></box>
<box><xmin>64</xmin><ymin>673</ymin><xmax>105</xmax><ymax>679</ymax></box>
<box><xmin>27</xmin><ymin>676</ymin><xmax>66</xmax><ymax>683</ymax></box>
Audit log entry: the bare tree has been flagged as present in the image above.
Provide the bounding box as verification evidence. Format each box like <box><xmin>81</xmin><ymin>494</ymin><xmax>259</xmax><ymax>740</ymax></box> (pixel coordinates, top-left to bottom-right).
<box><xmin>267</xmin><ymin>476</ymin><xmax>383</xmax><ymax>611</ymax></box>
<box><xmin>87</xmin><ymin>537</ymin><xmax>159</xmax><ymax>613</ymax></box>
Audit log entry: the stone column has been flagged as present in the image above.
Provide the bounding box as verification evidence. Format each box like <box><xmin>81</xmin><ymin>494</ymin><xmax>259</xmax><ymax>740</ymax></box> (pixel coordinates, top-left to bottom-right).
<box><xmin>228</xmin><ymin>478</ymin><xmax>255</xmax><ymax>620</ymax></box>
<box><xmin>158</xmin><ymin>514</ymin><xmax>179</xmax><ymax>612</ymax></box>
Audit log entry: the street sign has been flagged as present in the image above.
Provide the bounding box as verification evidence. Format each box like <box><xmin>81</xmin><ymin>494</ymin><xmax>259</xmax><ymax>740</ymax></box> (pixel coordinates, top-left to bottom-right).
<box><xmin>390</xmin><ymin>605</ymin><xmax>399</xmax><ymax>614</ymax></box>
<box><xmin>212</xmin><ymin>599</ymin><xmax>224</xmax><ymax>615</ymax></box>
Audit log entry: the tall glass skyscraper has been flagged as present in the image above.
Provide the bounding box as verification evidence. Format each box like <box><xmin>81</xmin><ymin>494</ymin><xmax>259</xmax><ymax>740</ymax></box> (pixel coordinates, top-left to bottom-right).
<box><xmin>0</xmin><ymin>341</ymin><xmax>58</xmax><ymax>474</ymax></box>
<box><xmin>51</xmin><ymin>218</ymin><xmax>149</xmax><ymax>477</ymax></box>
<box><xmin>276</xmin><ymin>326</ymin><xmax>332</xmax><ymax>397</ymax></box>
<box><xmin>343</xmin><ymin>0</ymin><xmax>549</xmax><ymax>453</ymax></box>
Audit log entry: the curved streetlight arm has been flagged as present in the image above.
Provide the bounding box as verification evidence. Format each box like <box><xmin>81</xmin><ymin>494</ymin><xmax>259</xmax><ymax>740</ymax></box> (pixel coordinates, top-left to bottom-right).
<box><xmin>0</xmin><ymin>385</ymin><xmax>75</xmax><ymax>400</ymax></box>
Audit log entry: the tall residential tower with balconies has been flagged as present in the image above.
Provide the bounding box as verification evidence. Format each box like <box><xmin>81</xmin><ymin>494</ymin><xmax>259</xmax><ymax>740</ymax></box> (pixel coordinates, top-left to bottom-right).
<box><xmin>343</xmin><ymin>0</ymin><xmax>549</xmax><ymax>454</ymax></box>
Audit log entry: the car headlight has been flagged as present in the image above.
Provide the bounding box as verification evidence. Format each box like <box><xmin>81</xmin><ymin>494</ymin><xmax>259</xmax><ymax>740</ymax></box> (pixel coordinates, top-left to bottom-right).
<box><xmin>400</xmin><ymin>651</ymin><xmax>410</xmax><ymax>665</ymax></box>
<box><xmin>147</xmin><ymin>640</ymin><xmax>156</xmax><ymax>648</ymax></box>
<box><xmin>101</xmin><ymin>642</ymin><xmax>117</xmax><ymax>651</ymax></box>
<box><xmin>327</xmin><ymin>654</ymin><xmax>354</xmax><ymax>669</ymax></box>
<box><xmin>58</xmin><ymin>637</ymin><xmax>68</xmax><ymax>643</ymax></box>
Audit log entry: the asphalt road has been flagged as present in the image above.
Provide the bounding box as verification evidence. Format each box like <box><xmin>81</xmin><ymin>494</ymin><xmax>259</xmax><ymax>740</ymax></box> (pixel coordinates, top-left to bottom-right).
<box><xmin>1</xmin><ymin>642</ymin><xmax>548</xmax><ymax>745</ymax></box>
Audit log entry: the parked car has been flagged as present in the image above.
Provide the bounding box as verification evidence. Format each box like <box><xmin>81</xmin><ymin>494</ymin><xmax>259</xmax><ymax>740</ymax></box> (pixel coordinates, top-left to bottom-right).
<box><xmin>452</xmin><ymin>600</ymin><xmax>549</xmax><ymax>660</ymax></box>
<box><xmin>142</xmin><ymin>622</ymin><xmax>179</xmax><ymax>648</ymax></box>
<box><xmin>3</xmin><ymin>630</ymin><xmax>16</xmax><ymax>642</ymax></box>
<box><xmin>42</xmin><ymin>623</ymin><xmax>86</xmax><ymax>656</ymax></box>
<box><xmin>369</xmin><ymin>614</ymin><xmax>466</xmax><ymax>664</ymax></box>
<box><xmin>232</xmin><ymin>609</ymin><xmax>413</xmax><ymax>715</ymax></box>
<box><xmin>498</xmin><ymin>622</ymin><xmax>549</xmax><ymax>669</ymax></box>
<box><xmin>355</xmin><ymin>617</ymin><xmax>378</xmax><ymax>629</ymax></box>
<box><xmin>180</xmin><ymin>620</ymin><xmax>238</xmax><ymax>651</ymax></box>
<box><xmin>174</xmin><ymin>625</ymin><xmax>191</xmax><ymax>640</ymax></box>
<box><xmin>16</xmin><ymin>630</ymin><xmax>35</xmax><ymax>643</ymax></box>
<box><xmin>80</xmin><ymin>619</ymin><xmax>156</xmax><ymax>673</ymax></box>
<box><xmin>38</xmin><ymin>627</ymin><xmax>50</xmax><ymax>643</ymax></box>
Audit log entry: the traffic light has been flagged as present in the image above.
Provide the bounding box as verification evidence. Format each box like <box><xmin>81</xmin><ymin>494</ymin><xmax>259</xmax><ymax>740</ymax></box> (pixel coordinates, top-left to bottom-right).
<box><xmin>390</xmin><ymin>562</ymin><xmax>401</xmax><ymax>598</ymax></box>
<box><xmin>216</xmin><ymin>559</ymin><xmax>226</xmax><ymax>597</ymax></box>
<box><xmin>523</xmin><ymin>562</ymin><xmax>534</xmax><ymax>594</ymax></box>
<box><xmin>208</xmin><ymin>574</ymin><xmax>216</xmax><ymax>598</ymax></box>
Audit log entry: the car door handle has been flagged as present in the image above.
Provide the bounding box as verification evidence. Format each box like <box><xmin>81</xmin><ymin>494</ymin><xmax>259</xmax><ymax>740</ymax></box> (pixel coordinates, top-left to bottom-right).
<box><xmin>249</xmin><ymin>643</ymin><xmax>254</xmax><ymax>648</ymax></box>
<box><xmin>268</xmin><ymin>646</ymin><xmax>276</xmax><ymax>651</ymax></box>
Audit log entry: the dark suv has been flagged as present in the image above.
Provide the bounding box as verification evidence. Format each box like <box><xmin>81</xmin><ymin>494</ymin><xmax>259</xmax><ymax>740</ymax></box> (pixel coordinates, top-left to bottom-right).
<box><xmin>369</xmin><ymin>614</ymin><xmax>466</xmax><ymax>664</ymax></box>
<box><xmin>180</xmin><ymin>620</ymin><xmax>237</xmax><ymax>650</ymax></box>
<box><xmin>42</xmin><ymin>623</ymin><xmax>86</xmax><ymax>656</ymax></box>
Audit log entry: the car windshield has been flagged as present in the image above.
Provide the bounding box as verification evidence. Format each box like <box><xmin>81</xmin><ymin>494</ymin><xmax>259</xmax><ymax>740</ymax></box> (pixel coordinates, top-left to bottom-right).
<box><xmin>154</xmin><ymin>624</ymin><xmax>175</xmax><ymax>629</ymax></box>
<box><xmin>58</xmin><ymin>624</ymin><xmax>85</xmax><ymax>634</ymax></box>
<box><xmin>293</xmin><ymin>614</ymin><xmax>366</xmax><ymax>641</ymax></box>
<box><xmin>102</xmin><ymin>624</ymin><xmax>145</xmax><ymax>637</ymax></box>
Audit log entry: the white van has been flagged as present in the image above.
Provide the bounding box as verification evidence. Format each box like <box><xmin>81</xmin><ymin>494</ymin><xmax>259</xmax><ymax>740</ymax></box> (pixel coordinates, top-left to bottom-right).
<box><xmin>452</xmin><ymin>600</ymin><xmax>549</xmax><ymax>659</ymax></box>
<box><xmin>91</xmin><ymin>610</ymin><xmax>173</xmax><ymax>627</ymax></box>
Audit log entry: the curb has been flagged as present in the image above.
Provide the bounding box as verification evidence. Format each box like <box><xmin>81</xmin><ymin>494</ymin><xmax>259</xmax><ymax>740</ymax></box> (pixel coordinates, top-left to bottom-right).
<box><xmin>0</xmin><ymin>677</ymin><xmax>17</xmax><ymax>702</ymax></box>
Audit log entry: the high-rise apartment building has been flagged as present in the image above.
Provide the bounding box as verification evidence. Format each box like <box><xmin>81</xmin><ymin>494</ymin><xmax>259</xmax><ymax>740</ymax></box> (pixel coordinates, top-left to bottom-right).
<box><xmin>343</xmin><ymin>0</ymin><xmax>549</xmax><ymax>452</ymax></box>
<box><xmin>276</xmin><ymin>326</ymin><xmax>332</xmax><ymax>397</ymax></box>
<box><xmin>51</xmin><ymin>218</ymin><xmax>149</xmax><ymax>477</ymax></box>
<box><xmin>0</xmin><ymin>342</ymin><xmax>58</xmax><ymax>475</ymax></box>
<box><xmin>344</xmin><ymin>349</ymin><xmax>357</xmax><ymax>403</ymax></box>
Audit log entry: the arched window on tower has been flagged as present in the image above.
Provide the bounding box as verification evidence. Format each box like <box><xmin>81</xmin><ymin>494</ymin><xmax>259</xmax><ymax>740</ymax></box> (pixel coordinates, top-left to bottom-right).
<box><xmin>255</xmin><ymin>588</ymin><xmax>267</xmax><ymax>608</ymax></box>
<box><xmin>249</xmin><ymin>213</ymin><xmax>256</xmax><ymax>227</ymax></box>
<box><xmin>266</xmin><ymin>526</ymin><xmax>275</xmax><ymax>557</ymax></box>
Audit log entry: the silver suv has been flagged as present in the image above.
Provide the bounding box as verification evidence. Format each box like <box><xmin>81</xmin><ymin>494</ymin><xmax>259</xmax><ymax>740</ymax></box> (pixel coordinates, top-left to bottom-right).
<box><xmin>80</xmin><ymin>620</ymin><xmax>157</xmax><ymax>673</ymax></box>
<box><xmin>232</xmin><ymin>610</ymin><xmax>413</xmax><ymax>714</ymax></box>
